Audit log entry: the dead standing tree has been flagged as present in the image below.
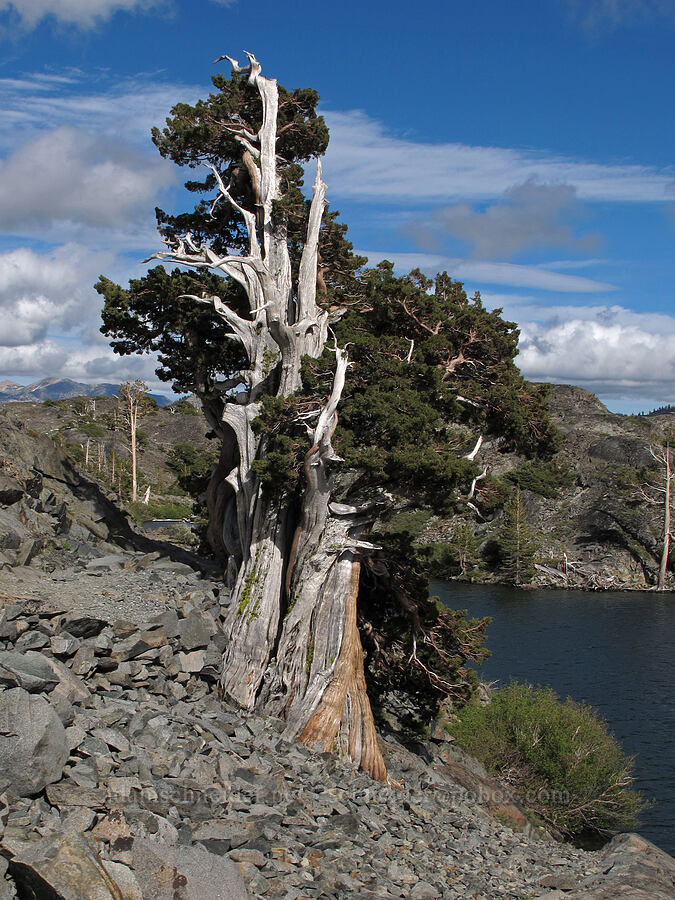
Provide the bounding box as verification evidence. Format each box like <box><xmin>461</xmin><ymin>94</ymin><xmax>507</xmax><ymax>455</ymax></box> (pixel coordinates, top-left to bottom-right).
<box><xmin>638</xmin><ymin>442</ymin><xmax>673</xmax><ymax>590</ymax></box>
<box><xmin>118</xmin><ymin>379</ymin><xmax>148</xmax><ymax>503</ymax></box>
<box><xmin>145</xmin><ymin>54</ymin><xmax>387</xmax><ymax>780</ymax></box>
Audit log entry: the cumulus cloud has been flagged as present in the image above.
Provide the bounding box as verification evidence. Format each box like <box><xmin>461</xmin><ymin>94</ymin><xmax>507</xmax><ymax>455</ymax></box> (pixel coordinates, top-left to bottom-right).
<box><xmin>0</xmin><ymin>0</ymin><xmax>164</xmax><ymax>29</ymax></box>
<box><xmin>0</xmin><ymin>245</ymin><xmax>113</xmax><ymax>346</ymax></box>
<box><xmin>414</xmin><ymin>180</ymin><xmax>600</xmax><ymax>259</ymax></box>
<box><xmin>358</xmin><ymin>250</ymin><xmax>615</xmax><ymax>293</ymax></box>
<box><xmin>323</xmin><ymin>110</ymin><xmax>674</xmax><ymax>204</ymax></box>
<box><xmin>491</xmin><ymin>300</ymin><xmax>675</xmax><ymax>404</ymax></box>
<box><xmin>0</xmin><ymin>126</ymin><xmax>174</xmax><ymax>231</ymax></box>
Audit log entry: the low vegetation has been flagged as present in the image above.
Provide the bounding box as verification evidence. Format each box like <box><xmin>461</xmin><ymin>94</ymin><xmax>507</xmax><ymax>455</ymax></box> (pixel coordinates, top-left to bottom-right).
<box><xmin>446</xmin><ymin>682</ymin><xmax>645</xmax><ymax>841</ymax></box>
<box><xmin>127</xmin><ymin>498</ymin><xmax>193</xmax><ymax>523</ymax></box>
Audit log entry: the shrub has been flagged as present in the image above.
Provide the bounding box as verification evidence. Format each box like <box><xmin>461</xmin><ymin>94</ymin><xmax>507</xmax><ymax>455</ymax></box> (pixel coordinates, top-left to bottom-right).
<box><xmin>171</xmin><ymin>398</ymin><xmax>201</xmax><ymax>416</ymax></box>
<box><xmin>446</xmin><ymin>682</ymin><xmax>644</xmax><ymax>841</ymax></box>
<box><xmin>127</xmin><ymin>499</ymin><xmax>192</xmax><ymax>523</ymax></box>
<box><xmin>504</xmin><ymin>458</ymin><xmax>574</xmax><ymax>499</ymax></box>
<box><xmin>80</xmin><ymin>421</ymin><xmax>106</xmax><ymax>438</ymax></box>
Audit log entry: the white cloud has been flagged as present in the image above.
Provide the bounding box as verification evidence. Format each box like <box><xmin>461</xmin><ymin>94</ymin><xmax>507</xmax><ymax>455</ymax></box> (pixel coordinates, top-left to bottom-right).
<box><xmin>0</xmin><ymin>245</ymin><xmax>113</xmax><ymax>345</ymax></box>
<box><xmin>0</xmin><ymin>0</ymin><xmax>164</xmax><ymax>28</ymax></box>
<box><xmin>564</xmin><ymin>0</ymin><xmax>675</xmax><ymax>30</ymax></box>
<box><xmin>518</xmin><ymin>315</ymin><xmax>675</xmax><ymax>403</ymax></box>
<box><xmin>0</xmin><ymin>339</ymin><xmax>162</xmax><ymax>388</ymax></box>
<box><xmin>414</xmin><ymin>180</ymin><xmax>599</xmax><ymax>259</ymax></box>
<box><xmin>479</xmin><ymin>296</ymin><xmax>675</xmax><ymax>404</ymax></box>
<box><xmin>323</xmin><ymin>109</ymin><xmax>675</xmax><ymax>204</ymax></box>
<box><xmin>0</xmin><ymin>73</ymin><xmax>201</xmax><ymax>154</ymax></box>
<box><xmin>0</xmin><ymin>127</ymin><xmax>174</xmax><ymax>232</ymax></box>
<box><xmin>359</xmin><ymin>250</ymin><xmax>616</xmax><ymax>293</ymax></box>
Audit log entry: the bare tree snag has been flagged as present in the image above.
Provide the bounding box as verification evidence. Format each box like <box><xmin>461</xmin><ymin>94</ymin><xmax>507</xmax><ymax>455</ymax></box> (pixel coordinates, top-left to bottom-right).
<box><xmin>639</xmin><ymin>443</ymin><xmax>673</xmax><ymax>590</ymax></box>
<box><xmin>119</xmin><ymin>380</ymin><xmax>148</xmax><ymax>502</ymax></box>
<box><xmin>146</xmin><ymin>54</ymin><xmax>386</xmax><ymax>779</ymax></box>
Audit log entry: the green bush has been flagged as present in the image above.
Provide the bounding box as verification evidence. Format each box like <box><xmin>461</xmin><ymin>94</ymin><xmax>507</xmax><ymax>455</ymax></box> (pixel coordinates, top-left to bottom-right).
<box><xmin>446</xmin><ymin>682</ymin><xmax>644</xmax><ymax>841</ymax></box>
<box><xmin>171</xmin><ymin>398</ymin><xmax>201</xmax><ymax>416</ymax></box>
<box><xmin>80</xmin><ymin>421</ymin><xmax>106</xmax><ymax>438</ymax></box>
<box><xmin>504</xmin><ymin>458</ymin><xmax>574</xmax><ymax>499</ymax></box>
<box><xmin>127</xmin><ymin>499</ymin><xmax>192</xmax><ymax>523</ymax></box>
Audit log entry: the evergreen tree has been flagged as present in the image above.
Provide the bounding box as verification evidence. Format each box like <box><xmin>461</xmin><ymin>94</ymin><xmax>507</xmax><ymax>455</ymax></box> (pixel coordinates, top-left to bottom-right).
<box><xmin>451</xmin><ymin>523</ymin><xmax>480</xmax><ymax>575</ymax></box>
<box><xmin>98</xmin><ymin>55</ymin><xmax>557</xmax><ymax>776</ymax></box>
<box><xmin>497</xmin><ymin>487</ymin><xmax>538</xmax><ymax>584</ymax></box>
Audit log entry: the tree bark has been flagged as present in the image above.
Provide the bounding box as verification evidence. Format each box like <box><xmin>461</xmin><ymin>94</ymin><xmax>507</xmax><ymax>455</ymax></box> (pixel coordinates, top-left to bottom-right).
<box><xmin>147</xmin><ymin>55</ymin><xmax>387</xmax><ymax>780</ymax></box>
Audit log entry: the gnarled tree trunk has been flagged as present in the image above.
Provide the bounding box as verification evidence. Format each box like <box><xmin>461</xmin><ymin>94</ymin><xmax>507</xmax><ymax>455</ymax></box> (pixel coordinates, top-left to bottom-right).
<box><xmin>147</xmin><ymin>54</ymin><xmax>387</xmax><ymax>780</ymax></box>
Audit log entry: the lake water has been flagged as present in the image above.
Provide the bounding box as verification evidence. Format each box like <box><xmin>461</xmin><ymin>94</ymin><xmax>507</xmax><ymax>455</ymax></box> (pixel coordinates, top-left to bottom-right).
<box><xmin>430</xmin><ymin>580</ymin><xmax>675</xmax><ymax>855</ymax></box>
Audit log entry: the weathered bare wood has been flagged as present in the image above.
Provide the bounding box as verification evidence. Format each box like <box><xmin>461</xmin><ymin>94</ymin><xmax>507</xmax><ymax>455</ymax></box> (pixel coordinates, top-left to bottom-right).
<box><xmin>147</xmin><ymin>54</ymin><xmax>387</xmax><ymax>779</ymax></box>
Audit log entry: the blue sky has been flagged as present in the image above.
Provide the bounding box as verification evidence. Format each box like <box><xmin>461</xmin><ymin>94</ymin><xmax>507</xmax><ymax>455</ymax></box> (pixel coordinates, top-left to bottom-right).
<box><xmin>0</xmin><ymin>0</ymin><xmax>673</xmax><ymax>412</ymax></box>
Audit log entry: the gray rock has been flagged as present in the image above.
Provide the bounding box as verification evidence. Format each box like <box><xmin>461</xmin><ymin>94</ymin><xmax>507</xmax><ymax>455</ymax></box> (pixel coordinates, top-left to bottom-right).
<box><xmin>131</xmin><ymin>838</ymin><xmax>248</xmax><ymax>900</ymax></box>
<box><xmin>112</xmin><ymin>627</ymin><xmax>168</xmax><ymax>662</ymax></box>
<box><xmin>0</xmin><ymin>650</ymin><xmax>59</xmax><ymax>693</ymax></box>
<box><xmin>13</xmin><ymin>630</ymin><xmax>49</xmax><ymax>652</ymax></box>
<box><xmin>42</xmin><ymin>655</ymin><xmax>90</xmax><ymax>704</ymax></box>
<box><xmin>177</xmin><ymin>650</ymin><xmax>207</xmax><ymax>673</ymax></box>
<box><xmin>0</xmin><ymin>618</ymin><xmax>29</xmax><ymax>641</ymax></box>
<box><xmin>61</xmin><ymin>615</ymin><xmax>109</xmax><ymax>638</ymax></box>
<box><xmin>15</xmin><ymin>539</ymin><xmax>41</xmax><ymax>567</ymax></box>
<box><xmin>8</xmin><ymin>829</ymin><xmax>126</xmax><ymax>900</ymax></box>
<box><xmin>410</xmin><ymin>882</ymin><xmax>440</xmax><ymax>899</ymax></box>
<box><xmin>177</xmin><ymin>609</ymin><xmax>216</xmax><ymax>651</ymax></box>
<box><xmin>0</xmin><ymin>688</ymin><xmax>68</xmax><ymax>796</ymax></box>
<box><xmin>85</xmin><ymin>554</ymin><xmax>125</xmax><ymax>571</ymax></box>
<box><xmin>0</xmin><ymin>474</ymin><xmax>24</xmax><ymax>506</ymax></box>
<box><xmin>50</xmin><ymin>632</ymin><xmax>81</xmax><ymax>656</ymax></box>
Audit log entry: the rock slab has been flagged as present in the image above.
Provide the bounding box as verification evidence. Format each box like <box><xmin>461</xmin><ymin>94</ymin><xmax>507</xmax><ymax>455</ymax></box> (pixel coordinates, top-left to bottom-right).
<box><xmin>131</xmin><ymin>838</ymin><xmax>249</xmax><ymax>900</ymax></box>
<box><xmin>0</xmin><ymin>687</ymin><xmax>68</xmax><ymax>796</ymax></box>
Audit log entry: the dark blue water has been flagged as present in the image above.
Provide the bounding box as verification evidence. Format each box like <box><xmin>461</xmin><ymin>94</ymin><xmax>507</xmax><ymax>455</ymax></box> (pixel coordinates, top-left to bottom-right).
<box><xmin>430</xmin><ymin>580</ymin><xmax>675</xmax><ymax>854</ymax></box>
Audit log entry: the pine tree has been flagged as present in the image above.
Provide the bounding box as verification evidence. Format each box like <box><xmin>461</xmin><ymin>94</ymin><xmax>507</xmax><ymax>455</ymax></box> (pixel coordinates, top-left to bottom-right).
<box><xmin>451</xmin><ymin>522</ymin><xmax>479</xmax><ymax>575</ymax></box>
<box><xmin>497</xmin><ymin>487</ymin><xmax>538</xmax><ymax>585</ymax></box>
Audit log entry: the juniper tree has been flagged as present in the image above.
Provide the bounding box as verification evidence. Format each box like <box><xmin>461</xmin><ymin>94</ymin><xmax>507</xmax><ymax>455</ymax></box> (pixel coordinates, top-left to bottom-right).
<box><xmin>99</xmin><ymin>55</ymin><xmax>557</xmax><ymax>778</ymax></box>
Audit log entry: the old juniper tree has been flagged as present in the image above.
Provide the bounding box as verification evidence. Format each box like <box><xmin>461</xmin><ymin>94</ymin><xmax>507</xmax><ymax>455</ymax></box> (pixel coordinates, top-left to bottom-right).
<box><xmin>99</xmin><ymin>55</ymin><xmax>557</xmax><ymax>778</ymax></box>
<box><xmin>101</xmin><ymin>53</ymin><xmax>392</xmax><ymax>778</ymax></box>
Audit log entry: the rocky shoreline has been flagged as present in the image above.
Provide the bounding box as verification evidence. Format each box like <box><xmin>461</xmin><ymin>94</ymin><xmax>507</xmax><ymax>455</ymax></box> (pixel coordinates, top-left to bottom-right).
<box><xmin>0</xmin><ymin>554</ymin><xmax>673</xmax><ymax>900</ymax></box>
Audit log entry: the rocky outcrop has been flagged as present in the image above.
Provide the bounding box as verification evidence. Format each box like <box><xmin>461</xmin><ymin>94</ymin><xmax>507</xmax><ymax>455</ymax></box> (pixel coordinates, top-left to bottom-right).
<box><xmin>0</xmin><ymin>556</ymin><xmax>671</xmax><ymax>899</ymax></box>
<box><xmin>420</xmin><ymin>385</ymin><xmax>675</xmax><ymax>590</ymax></box>
<box><xmin>0</xmin><ymin>411</ymin><xmax>212</xmax><ymax>575</ymax></box>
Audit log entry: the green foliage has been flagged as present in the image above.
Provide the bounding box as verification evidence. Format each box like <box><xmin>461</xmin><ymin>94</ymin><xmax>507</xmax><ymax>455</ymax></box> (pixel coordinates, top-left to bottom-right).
<box><xmin>79</xmin><ymin>421</ymin><xmax>106</xmax><ymax>439</ymax></box>
<box><xmin>301</xmin><ymin>264</ymin><xmax>561</xmax><ymax>514</ymax></box>
<box><xmin>135</xmin><ymin>428</ymin><xmax>149</xmax><ymax>449</ymax></box>
<box><xmin>250</xmin><ymin>395</ymin><xmax>308</xmax><ymax>497</ymax></box>
<box><xmin>447</xmin><ymin>682</ymin><xmax>645</xmax><ymax>840</ymax></box>
<box><xmin>495</xmin><ymin>487</ymin><xmax>538</xmax><ymax>584</ymax></box>
<box><xmin>127</xmin><ymin>499</ymin><xmax>192</xmax><ymax>523</ymax></box>
<box><xmin>98</xmin><ymin>267</ymin><xmax>247</xmax><ymax>402</ymax></box>
<box><xmin>505</xmin><ymin>458</ymin><xmax>574</xmax><ymax>498</ymax></box>
<box><xmin>151</xmin><ymin>71</ymin><xmax>328</xmax><ymax>258</ymax></box>
<box><xmin>359</xmin><ymin>531</ymin><xmax>491</xmax><ymax>731</ymax></box>
<box><xmin>171</xmin><ymin>398</ymin><xmax>201</xmax><ymax>416</ymax></box>
<box><xmin>379</xmin><ymin>507</ymin><xmax>433</xmax><ymax>537</ymax></box>
<box><xmin>99</xmin><ymin>69</ymin><xmax>363</xmax><ymax>413</ymax></box>
<box><xmin>165</xmin><ymin>442</ymin><xmax>219</xmax><ymax>496</ymax></box>
<box><xmin>449</xmin><ymin>522</ymin><xmax>481</xmax><ymax>575</ymax></box>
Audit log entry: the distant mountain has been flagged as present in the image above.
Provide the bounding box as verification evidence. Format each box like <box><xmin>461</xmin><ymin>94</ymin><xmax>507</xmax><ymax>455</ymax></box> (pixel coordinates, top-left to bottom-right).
<box><xmin>0</xmin><ymin>378</ymin><xmax>172</xmax><ymax>406</ymax></box>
